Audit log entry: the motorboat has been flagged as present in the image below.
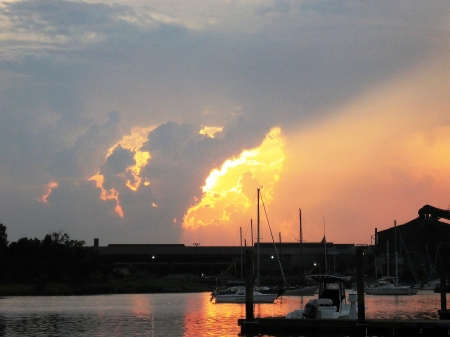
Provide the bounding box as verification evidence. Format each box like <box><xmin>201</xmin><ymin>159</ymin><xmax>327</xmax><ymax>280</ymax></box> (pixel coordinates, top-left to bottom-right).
<box><xmin>286</xmin><ymin>275</ymin><xmax>359</xmax><ymax>319</ymax></box>
<box><xmin>364</xmin><ymin>277</ymin><xmax>418</xmax><ymax>295</ymax></box>
<box><xmin>210</xmin><ymin>286</ymin><xmax>278</xmax><ymax>303</ymax></box>
<box><xmin>283</xmin><ymin>285</ymin><xmax>318</xmax><ymax>296</ymax></box>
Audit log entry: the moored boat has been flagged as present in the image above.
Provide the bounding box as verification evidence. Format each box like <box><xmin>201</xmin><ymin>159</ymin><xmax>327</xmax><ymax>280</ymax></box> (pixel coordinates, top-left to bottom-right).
<box><xmin>210</xmin><ymin>286</ymin><xmax>278</xmax><ymax>303</ymax></box>
<box><xmin>286</xmin><ymin>274</ymin><xmax>359</xmax><ymax>319</ymax></box>
<box><xmin>283</xmin><ymin>285</ymin><xmax>318</xmax><ymax>296</ymax></box>
<box><xmin>364</xmin><ymin>277</ymin><xmax>418</xmax><ymax>295</ymax></box>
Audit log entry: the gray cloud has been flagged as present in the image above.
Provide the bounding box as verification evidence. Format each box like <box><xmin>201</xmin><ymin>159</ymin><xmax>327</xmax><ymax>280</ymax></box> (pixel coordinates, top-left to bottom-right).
<box><xmin>0</xmin><ymin>0</ymin><xmax>448</xmax><ymax>243</ymax></box>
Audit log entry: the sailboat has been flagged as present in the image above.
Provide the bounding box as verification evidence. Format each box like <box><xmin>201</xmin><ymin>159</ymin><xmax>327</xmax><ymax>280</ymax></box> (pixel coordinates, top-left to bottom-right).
<box><xmin>414</xmin><ymin>245</ymin><xmax>439</xmax><ymax>291</ymax></box>
<box><xmin>364</xmin><ymin>277</ymin><xmax>418</xmax><ymax>295</ymax></box>
<box><xmin>365</xmin><ymin>220</ymin><xmax>418</xmax><ymax>295</ymax></box>
<box><xmin>284</xmin><ymin>208</ymin><xmax>318</xmax><ymax>296</ymax></box>
<box><xmin>210</xmin><ymin>188</ymin><xmax>286</xmax><ymax>303</ymax></box>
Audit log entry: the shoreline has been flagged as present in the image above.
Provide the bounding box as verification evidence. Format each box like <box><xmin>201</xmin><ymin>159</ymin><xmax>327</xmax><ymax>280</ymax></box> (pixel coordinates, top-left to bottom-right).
<box><xmin>0</xmin><ymin>278</ymin><xmax>213</xmax><ymax>296</ymax></box>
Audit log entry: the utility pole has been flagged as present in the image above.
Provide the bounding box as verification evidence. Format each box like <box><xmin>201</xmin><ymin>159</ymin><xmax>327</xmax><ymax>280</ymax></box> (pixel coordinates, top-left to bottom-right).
<box><xmin>193</xmin><ymin>242</ymin><xmax>200</xmax><ymax>275</ymax></box>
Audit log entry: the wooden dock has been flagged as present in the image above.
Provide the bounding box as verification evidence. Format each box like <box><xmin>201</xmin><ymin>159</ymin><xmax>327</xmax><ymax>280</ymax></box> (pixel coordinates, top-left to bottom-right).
<box><xmin>238</xmin><ymin>317</ymin><xmax>450</xmax><ymax>336</ymax></box>
<box><xmin>239</xmin><ymin>248</ymin><xmax>450</xmax><ymax>336</ymax></box>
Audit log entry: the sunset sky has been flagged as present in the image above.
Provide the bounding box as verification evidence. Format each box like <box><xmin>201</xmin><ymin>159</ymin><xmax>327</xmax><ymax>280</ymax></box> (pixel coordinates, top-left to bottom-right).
<box><xmin>1</xmin><ymin>1</ymin><xmax>449</xmax><ymax>247</ymax></box>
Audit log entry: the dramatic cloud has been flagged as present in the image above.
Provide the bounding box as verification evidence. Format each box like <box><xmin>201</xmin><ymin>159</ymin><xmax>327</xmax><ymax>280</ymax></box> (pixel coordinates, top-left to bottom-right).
<box><xmin>0</xmin><ymin>0</ymin><xmax>449</xmax><ymax>245</ymax></box>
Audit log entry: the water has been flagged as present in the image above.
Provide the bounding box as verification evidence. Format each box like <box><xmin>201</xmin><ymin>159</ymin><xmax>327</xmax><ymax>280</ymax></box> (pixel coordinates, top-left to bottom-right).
<box><xmin>0</xmin><ymin>291</ymin><xmax>446</xmax><ymax>336</ymax></box>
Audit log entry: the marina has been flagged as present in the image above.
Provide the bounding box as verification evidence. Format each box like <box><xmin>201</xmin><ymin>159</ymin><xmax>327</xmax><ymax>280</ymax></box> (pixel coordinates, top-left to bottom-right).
<box><xmin>0</xmin><ymin>291</ymin><xmax>448</xmax><ymax>336</ymax></box>
<box><xmin>239</xmin><ymin>249</ymin><xmax>450</xmax><ymax>336</ymax></box>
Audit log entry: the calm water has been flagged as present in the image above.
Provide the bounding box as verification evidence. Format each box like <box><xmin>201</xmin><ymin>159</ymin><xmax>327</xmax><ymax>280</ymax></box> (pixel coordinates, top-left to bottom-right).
<box><xmin>0</xmin><ymin>291</ymin><xmax>446</xmax><ymax>336</ymax></box>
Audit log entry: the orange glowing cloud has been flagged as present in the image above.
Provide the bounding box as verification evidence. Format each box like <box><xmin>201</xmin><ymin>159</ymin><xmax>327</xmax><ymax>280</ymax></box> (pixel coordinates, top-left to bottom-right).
<box><xmin>90</xmin><ymin>126</ymin><xmax>154</xmax><ymax>217</ymax></box>
<box><xmin>38</xmin><ymin>181</ymin><xmax>59</xmax><ymax>203</ymax></box>
<box><xmin>90</xmin><ymin>172</ymin><xmax>124</xmax><ymax>217</ymax></box>
<box><xmin>115</xmin><ymin>126</ymin><xmax>153</xmax><ymax>191</ymax></box>
<box><xmin>182</xmin><ymin>49</ymin><xmax>450</xmax><ymax>246</ymax></box>
<box><xmin>266</xmin><ymin>50</ymin><xmax>450</xmax><ymax>245</ymax></box>
<box><xmin>183</xmin><ymin>127</ymin><xmax>284</xmax><ymax>231</ymax></box>
<box><xmin>199</xmin><ymin>125</ymin><xmax>223</xmax><ymax>138</ymax></box>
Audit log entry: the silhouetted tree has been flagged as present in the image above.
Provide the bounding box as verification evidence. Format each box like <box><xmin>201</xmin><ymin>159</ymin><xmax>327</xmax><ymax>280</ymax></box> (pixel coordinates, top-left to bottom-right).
<box><xmin>0</xmin><ymin>223</ymin><xmax>8</xmax><ymax>252</ymax></box>
<box><xmin>1</xmin><ymin>229</ymin><xmax>107</xmax><ymax>287</ymax></box>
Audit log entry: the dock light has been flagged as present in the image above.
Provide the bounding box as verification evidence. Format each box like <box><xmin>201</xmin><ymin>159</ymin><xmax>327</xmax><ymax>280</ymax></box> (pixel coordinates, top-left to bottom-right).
<box><xmin>152</xmin><ymin>255</ymin><xmax>156</xmax><ymax>259</ymax></box>
<box><xmin>271</xmin><ymin>255</ymin><xmax>274</xmax><ymax>259</ymax></box>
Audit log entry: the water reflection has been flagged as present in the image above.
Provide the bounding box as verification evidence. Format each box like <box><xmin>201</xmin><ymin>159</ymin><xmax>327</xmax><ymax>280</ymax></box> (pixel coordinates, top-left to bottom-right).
<box><xmin>0</xmin><ymin>292</ymin><xmax>447</xmax><ymax>336</ymax></box>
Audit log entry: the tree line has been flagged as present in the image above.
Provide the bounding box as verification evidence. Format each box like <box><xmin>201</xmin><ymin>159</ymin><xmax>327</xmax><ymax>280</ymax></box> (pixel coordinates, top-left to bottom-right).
<box><xmin>0</xmin><ymin>224</ymin><xmax>107</xmax><ymax>285</ymax></box>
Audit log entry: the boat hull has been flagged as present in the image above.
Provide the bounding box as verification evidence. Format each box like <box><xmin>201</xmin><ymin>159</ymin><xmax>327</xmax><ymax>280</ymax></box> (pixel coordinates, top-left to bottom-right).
<box><xmin>283</xmin><ymin>286</ymin><xmax>318</xmax><ymax>296</ymax></box>
<box><xmin>364</xmin><ymin>287</ymin><xmax>418</xmax><ymax>295</ymax></box>
<box><xmin>214</xmin><ymin>293</ymin><xmax>277</xmax><ymax>303</ymax></box>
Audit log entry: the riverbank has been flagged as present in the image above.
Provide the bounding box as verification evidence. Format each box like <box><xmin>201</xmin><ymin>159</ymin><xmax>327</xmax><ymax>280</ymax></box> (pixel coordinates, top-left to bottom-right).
<box><xmin>0</xmin><ymin>275</ymin><xmax>213</xmax><ymax>296</ymax></box>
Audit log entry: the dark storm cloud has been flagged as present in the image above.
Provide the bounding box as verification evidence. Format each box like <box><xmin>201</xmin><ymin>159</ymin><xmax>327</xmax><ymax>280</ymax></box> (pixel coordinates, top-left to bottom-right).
<box><xmin>49</xmin><ymin>111</ymin><xmax>122</xmax><ymax>179</ymax></box>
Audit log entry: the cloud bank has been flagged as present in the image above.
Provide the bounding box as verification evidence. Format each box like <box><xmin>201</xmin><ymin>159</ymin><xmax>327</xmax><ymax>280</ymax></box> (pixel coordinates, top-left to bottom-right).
<box><xmin>0</xmin><ymin>0</ymin><xmax>449</xmax><ymax>245</ymax></box>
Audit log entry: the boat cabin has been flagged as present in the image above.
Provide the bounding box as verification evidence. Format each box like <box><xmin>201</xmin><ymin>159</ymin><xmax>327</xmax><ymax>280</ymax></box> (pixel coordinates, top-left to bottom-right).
<box><xmin>310</xmin><ymin>275</ymin><xmax>349</xmax><ymax>312</ymax></box>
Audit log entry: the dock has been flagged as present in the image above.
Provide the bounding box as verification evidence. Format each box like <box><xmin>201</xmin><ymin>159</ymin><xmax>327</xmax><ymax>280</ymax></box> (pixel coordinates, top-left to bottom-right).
<box><xmin>239</xmin><ymin>248</ymin><xmax>450</xmax><ymax>336</ymax></box>
<box><xmin>239</xmin><ymin>318</ymin><xmax>450</xmax><ymax>336</ymax></box>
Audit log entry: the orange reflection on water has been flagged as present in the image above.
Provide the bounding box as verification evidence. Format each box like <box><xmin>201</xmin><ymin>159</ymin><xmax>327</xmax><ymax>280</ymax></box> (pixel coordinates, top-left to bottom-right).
<box><xmin>130</xmin><ymin>294</ymin><xmax>152</xmax><ymax>317</ymax></box>
<box><xmin>181</xmin><ymin>292</ymin><xmax>447</xmax><ymax>336</ymax></box>
<box><xmin>183</xmin><ymin>294</ymin><xmax>246</xmax><ymax>337</ymax></box>
<box><xmin>182</xmin><ymin>293</ymin><xmax>306</xmax><ymax>336</ymax></box>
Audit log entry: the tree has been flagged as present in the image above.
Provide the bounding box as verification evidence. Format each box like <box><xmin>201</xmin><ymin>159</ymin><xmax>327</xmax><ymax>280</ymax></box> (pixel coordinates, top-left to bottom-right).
<box><xmin>0</xmin><ymin>223</ymin><xmax>8</xmax><ymax>250</ymax></box>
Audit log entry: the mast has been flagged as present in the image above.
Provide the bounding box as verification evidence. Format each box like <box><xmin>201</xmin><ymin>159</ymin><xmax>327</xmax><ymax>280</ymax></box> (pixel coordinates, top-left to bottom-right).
<box><xmin>257</xmin><ymin>188</ymin><xmax>261</xmax><ymax>286</ymax></box>
<box><xmin>395</xmin><ymin>220</ymin><xmax>398</xmax><ymax>284</ymax></box>
<box><xmin>240</xmin><ymin>227</ymin><xmax>243</xmax><ymax>282</ymax></box>
<box><xmin>279</xmin><ymin>232</ymin><xmax>282</xmax><ymax>255</ymax></box>
<box><xmin>387</xmin><ymin>240</ymin><xmax>390</xmax><ymax>277</ymax></box>
<box><xmin>323</xmin><ymin>216</ymin><xmax>327</xmax><ymax>274</ymax></box>
<box><xmin>250</xmin><ymin>219</ymin><xmax>254</xmax><ymax>278</ymax></box>
<box><xmin>299</xmin><ymin>208</ymin><xmax>303</xmax><ymax>278</ymax></box>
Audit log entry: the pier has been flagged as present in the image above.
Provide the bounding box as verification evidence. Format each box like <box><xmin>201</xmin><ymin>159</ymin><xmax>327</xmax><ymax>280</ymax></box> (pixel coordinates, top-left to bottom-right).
<box><xmin>239</xmin><ymin>248</ymin><xmax>450</xmax><ymax>336</ymax></box>
<box><xmin>239</xmin><ymin>317</ymin><xmax>450</xmax><ymax>336</ymax></box>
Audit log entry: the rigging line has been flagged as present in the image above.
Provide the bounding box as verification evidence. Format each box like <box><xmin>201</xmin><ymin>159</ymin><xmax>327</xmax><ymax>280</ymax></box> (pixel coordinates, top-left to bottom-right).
<box><xmin>230</xmin><ymin>192</ymin><xmax>257</xmax><ymax>248</ymax></box>
<box><xmin>398</xmin><ymin>228</ymin><xmax>420</xmax><ymax>284</ymax></box>
<box><xmin>259</xmin><ymin>193</ymin><xmax>286</xmax><ymax>284</ymax></box>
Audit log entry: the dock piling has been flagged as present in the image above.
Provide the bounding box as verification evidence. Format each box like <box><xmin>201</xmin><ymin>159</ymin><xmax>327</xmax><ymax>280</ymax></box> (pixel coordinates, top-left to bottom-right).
<box><xmin>356</xmin><ymin>247</ymin><xmax>366</xmax><ymax>324</ymax></box>
<box><xmin>241</xmin><ymin>250</ymin><xmax>256</xmax><ymax>336</ymax></box>
<box><xmin>439</xmin><ymin>245</ymin><xmax>450</xmax><ymax>319</ymax></box>
<box><xmin>245</xmin><ymin>250</ymin><xmax>254</xmax><ymax>322</ymax></box>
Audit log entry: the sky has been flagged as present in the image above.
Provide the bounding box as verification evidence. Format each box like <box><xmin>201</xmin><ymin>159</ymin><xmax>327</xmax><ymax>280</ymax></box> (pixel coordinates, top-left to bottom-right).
<box><xmin>0</xmin><ymin>0</ymin><xmax>449</xmax><ymax>247</ymax></box>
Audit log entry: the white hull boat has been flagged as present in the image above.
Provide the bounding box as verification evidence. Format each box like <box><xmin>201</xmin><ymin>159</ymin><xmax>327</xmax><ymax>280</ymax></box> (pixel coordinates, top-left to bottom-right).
<box><xmin>283</xmin><ymin>285</ymin><xmax>318</xmax><ymax>296</ymax></box>
<box><xmin>286</xmin><ymin>275</ymin><xmax>360</xmax><ymax>319</ymax></box>
<box><xmin>414</xmin><ymin>279</ymin><xmax>439</xmax><ymax>291</ymax></box>
<box><xmin>365</xmin><ymin>277</ymin><xmax>418</xmax><ymax>295</ymax></box>
<box><xmin>211</xmin><ymin>286</ymin><xmax>277</xmax><ymax>303</ymax></box>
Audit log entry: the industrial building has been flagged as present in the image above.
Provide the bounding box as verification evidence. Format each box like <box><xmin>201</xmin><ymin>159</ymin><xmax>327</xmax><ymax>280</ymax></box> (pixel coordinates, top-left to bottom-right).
<box><xmin>373</xmin><ymin>205</ymin><xmax>450</xmax><ymax>284</ymax></box>
<box><xmin>93</xmin><ymin>239</ymin><xmax>369</xmax><ymax>283</ymax></box>
<box><xmin>93</xmin><ymin>205</ymin><xmax>450</xmax><ymax>284</ymax></box>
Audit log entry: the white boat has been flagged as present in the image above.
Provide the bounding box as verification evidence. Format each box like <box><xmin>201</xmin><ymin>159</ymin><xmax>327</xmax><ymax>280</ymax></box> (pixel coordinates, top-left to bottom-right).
<box><xmin>283</xmin><ymin>285</ymin><xmax>318</xmax><ymax>296</ymax></box>
<box><xmin>286</xmin><ymin>275</ymin><xmax>359</xmax><ymax>319</ymax></box>
<box><xmin>366</xmin><ymin>221</ymin><xmax>418</xmax><ymax>296</ymax></box>
<box><xmin>211</xmin><ymin>286</ymin><xmax>278</xmax><ymax>303</ymax></box>
<box><xmin>364</xmin><ymin>277</ymin><xmax>419</xmax><ymax>295</ymax></box>
<box><xmin>211</xmin><ymin>188</ymin><xmax>286</xmax><ymax>304</ymax></box>
<box><xmin>414</xmin><ymin>278</ymin><xmax>439</xmax><ymax>291</ymax></box>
